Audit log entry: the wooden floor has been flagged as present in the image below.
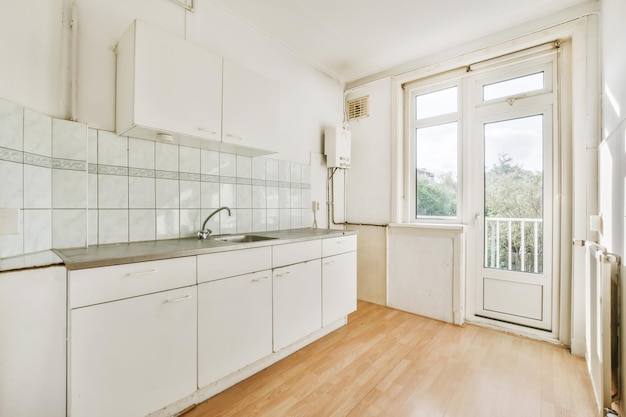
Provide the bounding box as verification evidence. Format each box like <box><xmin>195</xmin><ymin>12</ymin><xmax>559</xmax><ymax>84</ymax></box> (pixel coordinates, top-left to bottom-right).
<box><xmin>183</xmin><ymin>301</ymin><xmax>598</xmax><ymax>417</ymax></box>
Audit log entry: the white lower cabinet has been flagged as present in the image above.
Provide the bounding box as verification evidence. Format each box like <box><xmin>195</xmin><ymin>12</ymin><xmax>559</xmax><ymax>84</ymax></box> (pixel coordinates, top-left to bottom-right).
<box><xmin>0</xmin><ymin>266</ymin><xmax>66</xmax><ymax>417</ymax></box>
<box><xmin>69</xmin><ymin>286</ymin><xmax>197</xmax><ymax>417</ymax></box>
<box><xmin>273</xmin><ymin>259</ymin><xmax>322</xmax><ymax>351</ymax></box>
<box><xmin>322</xmin><ymin>251</ymin><xmax>357</xmax><ymax>326</ymax></box>
<box><xmin>198</xmin><ymin>270</ymin><xmax>273</xmax><ymax>387</ymax></box>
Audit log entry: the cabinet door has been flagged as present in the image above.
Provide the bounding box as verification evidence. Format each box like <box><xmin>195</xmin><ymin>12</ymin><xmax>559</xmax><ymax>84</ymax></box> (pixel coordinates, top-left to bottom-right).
<box><xmin>117</xmin><ymin>20</ymin><xmax>222</xmax><ymax>142</ymax></box>
<box><xmin>0</xmin><ymin>266</ymin><xmax>66</xmax><ymax>417</ymax></box>
<box><xmin>222</xmin><ymin>59</ymin><xmax>280</xmax><ymax>155</ymax></box>
<box><xmin>273</xmin><ymin>260</ymin><xmax>321</xmax><ymax>351</ymax></box>
<box><xmin>198</xmin><ymin>270</ymin><xmax>272</xmax><ymax>387</ymax></box>
<box><xmin>322</xmin><ymin>251</ymin><xmax>357</xmax><ymax>327</ymax></box>
<box><xmin>70</xmin><ymin>286</ymin><xmax>197</xmax><ymax>417</ymax></box>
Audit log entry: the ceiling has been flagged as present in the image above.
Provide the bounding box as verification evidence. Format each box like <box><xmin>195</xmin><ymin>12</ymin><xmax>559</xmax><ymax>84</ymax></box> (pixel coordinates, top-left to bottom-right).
<box><xmin>209</xmin><ymin>0</ymin><xmax>592</xmax><ymax>83</ymax></box>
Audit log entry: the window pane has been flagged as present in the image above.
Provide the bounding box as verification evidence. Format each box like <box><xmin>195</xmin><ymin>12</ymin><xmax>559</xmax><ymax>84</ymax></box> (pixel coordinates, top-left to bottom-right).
<box><xmin>415</xmin><ymin>122</ymin><xmax>457</xmax><ymax>217</ymax></box>
<box><xmin>483</xmin><ymin>72</ymin><xmax>544</xmax><ymax>101</ymax></box>
<box><xmin>415</xmin><ymin>87</ymin><xmax>457</xmax><ymax>120</ymax></box>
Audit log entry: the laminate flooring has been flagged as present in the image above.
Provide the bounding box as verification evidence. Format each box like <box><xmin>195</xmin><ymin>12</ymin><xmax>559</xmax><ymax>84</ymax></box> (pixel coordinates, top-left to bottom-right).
<box><xmin>183</xmin><ymin>301</ymin><xmax>597</xmax><ymax>417</ymax></box>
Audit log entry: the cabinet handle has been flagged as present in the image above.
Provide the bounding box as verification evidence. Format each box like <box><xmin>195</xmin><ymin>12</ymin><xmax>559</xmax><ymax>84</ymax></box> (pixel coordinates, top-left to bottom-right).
<box><xmin>225</xmin><ymin>133</ymin><xmax>243</xmax><ymax>140</ymax></box>
<box><xmin>125</xmin><ymin>269</ymin><xmax>158</xmax><ymax>277</ymax></box>
<box><xmin>275</xmin><ymin>271</ymin><xmax>291</xmax><ymax>278</ymax></box>
<box><xmin>252</xmin><ymin>276</ymin><xmax>270</xmax><ymax>282</ymax></box>
<box><xmin>165</xmin><ymin>294</ymin><xmax>192</xmax><ymax>303</ymax></box>
<box><xmin>197</xmin><ymin>127</ymin><xmax>217</xmax><ymax>135</ymax></box>
<box><xmin>324</xmin><ymin>261</ymin><xmax>335</xmax><ymax>265</ymax></box>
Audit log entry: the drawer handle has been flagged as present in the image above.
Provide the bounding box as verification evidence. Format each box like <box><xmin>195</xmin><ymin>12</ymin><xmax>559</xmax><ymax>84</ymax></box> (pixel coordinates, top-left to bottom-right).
<box><xmin>324</xmin><ymin>261</ymin><xmax>335</xmax><ymax>265</ymax></box>
<box><xmin>252</xmin><ymin>276</ymin><xmax>270</xmax><ymax>283</ymax></box>
<box><xmin>197</xmin><ymin>127</ymin><xmax>217</xmax><ymax>135</ymax></box>
<box><xmin>275</xmin><ymin>271</ymin><xmax>291</xmax><ymax>278</ymax></box>
<box><xmin>166</xmin><ymin>294</ymin><xmax>192</xmax><ymax>303</ymax></box>
<box><xmin>226</xmin><ymin>133</ymin><xmax>243</xmax><ymax>140</ymax></box>
<box><xmin>125</xmin><ymin>269</ymin><xmax>158</xmax><ymax>278</ymax></box>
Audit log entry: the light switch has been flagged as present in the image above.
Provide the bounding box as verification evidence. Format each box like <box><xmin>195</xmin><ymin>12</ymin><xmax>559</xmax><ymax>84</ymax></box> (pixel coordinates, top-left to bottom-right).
<box><xmin>0</xmin><ymin>208</ymin><xmax>20</xmax><ymax>235</ymax></box>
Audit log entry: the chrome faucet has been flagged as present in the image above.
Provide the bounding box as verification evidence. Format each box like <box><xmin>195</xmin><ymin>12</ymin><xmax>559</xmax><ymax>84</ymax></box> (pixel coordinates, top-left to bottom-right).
<box><xmin>197</xmin><ymin>206</ymin><xmax>231</xmax><ymax>239</ymax></box>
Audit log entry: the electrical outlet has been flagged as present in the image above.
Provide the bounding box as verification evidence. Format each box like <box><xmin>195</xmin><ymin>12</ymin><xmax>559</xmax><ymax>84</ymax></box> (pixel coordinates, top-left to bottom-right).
<box><xmin>311</xmin><ymin>201</ymin><xmax>320</xmax><ymax>212</ymax></box>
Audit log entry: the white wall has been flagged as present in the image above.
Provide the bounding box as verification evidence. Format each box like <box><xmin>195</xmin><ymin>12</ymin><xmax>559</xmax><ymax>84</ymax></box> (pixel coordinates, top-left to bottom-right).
<box><xmin>598</xmin><ymin>0</ymin><xmax>626</xmax><ymax>411</ymax></box>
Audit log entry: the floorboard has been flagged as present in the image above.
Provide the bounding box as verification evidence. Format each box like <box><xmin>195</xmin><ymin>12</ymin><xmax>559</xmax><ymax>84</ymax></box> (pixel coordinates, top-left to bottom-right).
<box><xmin>183</xmin><ymin>301</ymin><xmax>597</xmax><ymax>417</ymax></box>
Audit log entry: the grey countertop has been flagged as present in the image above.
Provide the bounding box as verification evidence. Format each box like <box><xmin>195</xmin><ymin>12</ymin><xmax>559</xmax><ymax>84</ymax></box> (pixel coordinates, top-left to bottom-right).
<box><xmin>53</xmin><ymin>228</ymin><xmax>356</xmax><ymax>271</ymax></box>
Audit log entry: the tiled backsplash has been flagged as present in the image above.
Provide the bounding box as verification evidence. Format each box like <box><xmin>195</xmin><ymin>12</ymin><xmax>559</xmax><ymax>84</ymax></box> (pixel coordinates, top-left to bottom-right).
<box><xmin>0</xmin><ymin>98</ymin><xmax>311</xmax><ymax>258</ymax></box>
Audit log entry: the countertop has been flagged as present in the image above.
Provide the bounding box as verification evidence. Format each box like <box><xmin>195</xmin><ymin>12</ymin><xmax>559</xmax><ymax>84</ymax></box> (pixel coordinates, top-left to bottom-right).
<box><xmin>53</xmin><ymin>228</ymin><xmax>356</xmax><ymax>270</ymax></box>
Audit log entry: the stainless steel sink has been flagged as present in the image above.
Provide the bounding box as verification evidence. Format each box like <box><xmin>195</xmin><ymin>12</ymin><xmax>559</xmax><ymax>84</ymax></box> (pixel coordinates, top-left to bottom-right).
<box><xmin>211</xmin><ymin>234</ymin><xmax>277</xmax><ymax>243</ymax></box>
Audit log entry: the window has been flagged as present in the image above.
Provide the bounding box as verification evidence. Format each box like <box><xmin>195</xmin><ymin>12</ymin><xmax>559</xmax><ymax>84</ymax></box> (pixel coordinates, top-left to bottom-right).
<box><xmin>407</xmin><ymin>83</ymin><xmax>460</xmax><ymax>220</ymax></box>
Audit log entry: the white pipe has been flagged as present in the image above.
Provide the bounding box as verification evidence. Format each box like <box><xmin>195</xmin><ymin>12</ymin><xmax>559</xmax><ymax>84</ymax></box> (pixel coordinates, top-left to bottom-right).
<box><xmin>70</xmin><ymin>2</ymin><xmax>78</xmax><ymax>121</ymax></box>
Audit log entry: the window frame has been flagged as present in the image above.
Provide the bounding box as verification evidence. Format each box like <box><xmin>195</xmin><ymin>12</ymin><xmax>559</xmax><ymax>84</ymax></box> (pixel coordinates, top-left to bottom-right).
<box><xmin>405</xmin><ymin>76</ymin><xmax>463</xmax><ymax>223</ymax></box>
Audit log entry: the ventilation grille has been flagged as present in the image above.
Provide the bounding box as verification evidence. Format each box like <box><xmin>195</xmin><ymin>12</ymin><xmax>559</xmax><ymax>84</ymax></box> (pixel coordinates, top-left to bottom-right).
<box><xmin>347</xmin><ymin>96</ymin><xmax>370</xmax><ymax>121</ymax></box>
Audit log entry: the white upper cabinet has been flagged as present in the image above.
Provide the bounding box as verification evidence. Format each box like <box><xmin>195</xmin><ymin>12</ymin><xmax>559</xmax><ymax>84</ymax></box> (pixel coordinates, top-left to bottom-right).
<box><xmin>116</xmin><ymin>20</ymin><xmax>222</xmax><ymax>145</ymax></box>
<box><xmin>222</xmin><ymin>59</ymin><xmax>280</xmax><ymax>156</ymax></box>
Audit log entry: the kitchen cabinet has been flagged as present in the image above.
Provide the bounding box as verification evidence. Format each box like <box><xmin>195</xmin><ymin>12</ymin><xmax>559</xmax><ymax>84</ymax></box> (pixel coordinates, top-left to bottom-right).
<box><xmin>198</xmin><ymin>270</ymin><xmax>272</xmax><ymax>387</ymax></box>
<box><xmin>273</xmin><ymin>259</ymin><xmax>322</xmax><ymax>351</ymax></box>
<box><xmin>116</xmin><ymin>19</ymin><xmax>222</xmax><ymax>145</ymax></box>
<box><xmin>68</xmin><ymin>257</ymin><xmax>197</xmax><ymax>417</ymax></box>
<box><xmin>0</xmin><ymin>266</ymin><xmax>66</xmax><ymax>417</ymax></box>
<box><xmin>322</xmin><ymin>235</ymin><xmax>357</xmax><ymax>326</ymax></box>
<box><xmin>222</xmin><ymin>59</ymin><xmax>280</xmax><ymax>156</ymax></box>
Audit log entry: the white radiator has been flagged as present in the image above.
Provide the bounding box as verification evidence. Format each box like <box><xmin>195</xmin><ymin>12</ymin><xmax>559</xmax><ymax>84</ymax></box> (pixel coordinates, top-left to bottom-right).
<box><xmin>585</xmin><ymin>241</ymin><xmax>620</xmax><ymax>415</ymax></box>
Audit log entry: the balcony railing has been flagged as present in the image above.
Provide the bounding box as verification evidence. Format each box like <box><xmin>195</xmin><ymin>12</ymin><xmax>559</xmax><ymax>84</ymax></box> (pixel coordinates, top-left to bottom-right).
<box><xmin>485</xmin><ymin>217</ymin><xmax>543</xmax><ymax>273</ymax></box>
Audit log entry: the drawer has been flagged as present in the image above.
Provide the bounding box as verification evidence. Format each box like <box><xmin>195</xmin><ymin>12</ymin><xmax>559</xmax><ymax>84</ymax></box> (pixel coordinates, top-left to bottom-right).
<box><xmin>322</xmin><ymin>235</ymin><xmax>357</xmax><ymax>257</ymax></box>
<box><xmin>69</xmin><ymin>257</ymin><xmax>196</xmax><ymax>308</ymax></box>
<box><xmin>272</xmin><ymin>240</ymin><xmax>321</xmax><ymax>268</ymax></box>
<box><xmin>197</xmin><ymin>246</ymin><xmax>272</xmax><ymax>283</ymax></box>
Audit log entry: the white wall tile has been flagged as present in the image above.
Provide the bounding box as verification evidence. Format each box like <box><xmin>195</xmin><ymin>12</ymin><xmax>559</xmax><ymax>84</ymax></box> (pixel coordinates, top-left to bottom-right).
<box><xmin>236</xmin><ymin>184</ymin><xmax>252</xmax><ymax>208</ymax></box>
<box><xmin>290</xmin><ymin>188</ymin><xmax>302</xmax><ymax>209</ymax></box>
<box><xmin>52</xmin><ymin>209</ymin><xmax>86</xmax><ymax>249</ymax></box>
<box><xmin>266</xmin><ymin>159</ymin><xmax>279</xmax><ymax>181</ymax></box>
<box><xmin>252</xmin><ymin>209</ymin><xmax>267</xmax><ymax>232</ymax></box>
<box><xmin>180</xmin><ymin>209</ymin><xmax>200</xmax><ymax>238</ymax></box>
<box><xmin>302</xmin><ymin>189</ymin><xmax>312</xmax><ymax>209</ymax></box>
<box><xmin>219</xmin><ymin>209</ymin><xmax>236</xmax><ymax>234</ymax></box>
<box><xmin>23</xmin><ymin>209</ymin><xmax>51</xmax><ymax>253</ymax></box>
<box><xmin>220</xmin><ymin>153</ymin><xmax>236</xmax><ymax>177</ymax></box>
<box><xmin>52</xmin><ymin>119</ymin><xmax>87</xmax><ymax>161</ymax></box>
<box><xmin>24</xmin><ymin>165</ymin><xmax>51</xmax><ymax>209</ymax></box>
<box><xmin>0</xmin><ymin>228</ymin><xmax>24</xmax><ymax>257</ymax></box>
<box><xmin>52</xmin><ymin>170</ymin><xmax>86</xmax><ymax>209</ymax></box>
<box><xmin>279</xmin><ymin>208</ymin><xmax>291</xmax><ymax>230</ymax></box>
<box><xmin>179</xmin><ymin>146</ymin><xmax>200</xmax><ymax>173</ymax></box>
<box><xmin>98</xmin><ymin>174</ymin><xmax>128</xmax><ymax>209</ymax></box>
<box><xmin>0</xmin><ymin>98</ymin><xmax>23</xmax><ymax>151</ymax></box>
<box><xmin>201</xmin><ymin>149</ymin><xmax>219</xmax><ymax>175</ymax></box>
<box><xmin>88</xmin><ymin>209</ymin><xmax>98</xmax><ymax>246</ymax></box>
<box><xmin>252</xmin><ymin>158</ymin><xmax>266</xmax><ymax>180</ymax></box>
<box><xmin>302</xmin><ymin>165</ymin><xmax>311</xmax><ymax>185</ymax></box>
<box><xmin>290</xmin><ymin>209</ymin><xmax>302</xmax><ymax>228</ymax></box>
<box><xmin>0</xmin><ymin>160</ymin><xmax>23</xmax><ymax>208</ymax></box>
<box><xmin>88</xmin><ymin>173</ymin><xmax>98</xmax><ymax>209</ymax></box>
<box><xmin>266</xmin><ymin>208</ymin><xmax>279</xmax><ymax>231</ymax></box>
<box><xmin>201</xmin><ymin>182</ymin><xmax>220</xmax><ymax>208</ymax></box>
<box><xmin>236</xmin><ymin>209</ymin><xmax>252</xmax><ymax>233</ymax></box>
<box><xmin>98</xmin><ymin>210</ymin><xmax>128</xmax><ymax>244</ymax></box>
<box><xmin>220</xmin><ymin>183</ymin><xmax>236</xmax><ymax>207</ymax></box>
<box><xmin>98</xmin><ymin>131</ymin><xmax>128</xmax><ymax>166</ymax></box>
<box><xmin>301</xmin><ymin>209</ymin><xmax>312</xmax><ymax>228</ymax></box>
<box><xmin>266</xmin><ymin>186</ymin><xmax>279</xmax><ymax>209</ymax></box>
<box><xmin>24</xmin><ymin>109</ymin><xmax>51</xmax><ymax>156</ymax></box>
<box><xmin>156</xmin><ymin>142</ymin><xmax>178</xmax><ymax>171</ymax></box>
<box><xmin>129</xmin><ymin>209</ymin><xmax>156</xmax><ymax>242</ymax></box>
<box><xmin>290</xmin><ymin>163</ymin><xmax>301</xmax><ymax>183</ymax></box>
<box><xmin>129</xmin><ymin>138</ymin><xmax>155</xmax><ymax>169</ymax></box>
<box><xmin>237</xmin><ymin>155</ymin><xmax>252</xmax><ymax>178</ymax></box>
<box><xmin>180</xmin><ymin>180</ymin><xmax>200</xmax><ymax>209</ymax></box>
<box><xmin>155</xmin><ymin>179</ymin><xmax>179</xmax><ymax>209</ymax></box>
<box><xmin>129</xmin><ymin>177</ymin><xmax>155</xmax><ymax>209</ymax></box>
<box><xmin>252</xmin><ymin>186</ymin><xmax>266</xmax><ymax>208</ymax></box>
<box><xmin>278</xmin><ymin>160</ymin><xmax>290</xmax><ymax>182</ymax></box>
<box><xmin>156</xmin><ymin>209</ymin><xmax>179</xmax><ymax>239</ymax></box>
<box><xmin>279</xmin><ymin>187</ymin><xmax>290</xmax><ymax>209</ymax></box>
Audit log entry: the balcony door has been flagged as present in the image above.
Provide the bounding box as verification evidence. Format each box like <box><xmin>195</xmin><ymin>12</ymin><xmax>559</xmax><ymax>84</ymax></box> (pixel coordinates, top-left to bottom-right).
<box><xmin>472</xmin><ymin>61</ymin><xmax>556</xmax><ymax>331</ymax></box>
